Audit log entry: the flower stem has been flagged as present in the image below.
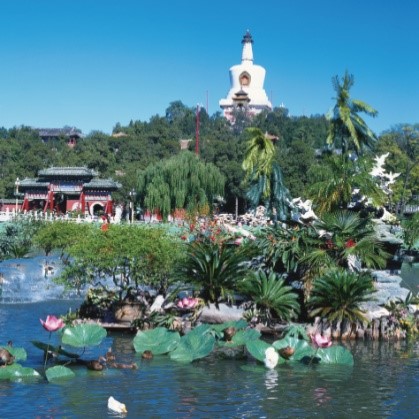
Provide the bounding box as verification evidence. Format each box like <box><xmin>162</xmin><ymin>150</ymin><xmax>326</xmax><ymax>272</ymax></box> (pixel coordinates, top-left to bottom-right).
<box><xmin>43</xmin><ymin>332</ymin><xmax>52</xmax><ymax>371</ymax></box>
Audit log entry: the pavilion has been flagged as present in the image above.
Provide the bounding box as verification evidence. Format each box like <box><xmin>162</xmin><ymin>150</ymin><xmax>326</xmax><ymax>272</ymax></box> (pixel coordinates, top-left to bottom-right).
<box><xmin>15</xmin><ymin>167</ymin><xmax>121</xmax><ymax>216</ymax></box>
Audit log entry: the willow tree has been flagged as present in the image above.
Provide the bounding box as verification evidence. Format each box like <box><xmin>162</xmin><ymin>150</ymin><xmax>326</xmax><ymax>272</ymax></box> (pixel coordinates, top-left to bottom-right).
<box><xmin>137</xmin><ymin>151</ymin><xmax>225</xmax><ymax>220</ymax></box>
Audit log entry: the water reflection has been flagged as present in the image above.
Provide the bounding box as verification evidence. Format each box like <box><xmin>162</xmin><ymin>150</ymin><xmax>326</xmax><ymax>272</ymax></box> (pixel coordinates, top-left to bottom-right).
<box><xmin>264</xmin><ymin>369</ymin><xmax>278</xmax><ymax>391</ymax></box>
<box><xmin>0</xmin><ymin>302</ymin><xmax>418</xmax><ymax>418</ymax></box>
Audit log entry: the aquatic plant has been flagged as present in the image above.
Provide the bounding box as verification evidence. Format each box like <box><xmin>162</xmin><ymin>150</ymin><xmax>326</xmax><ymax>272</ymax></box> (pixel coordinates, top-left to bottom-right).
<box><xmin>40</xmin><ymin>315</ymin><xmax>65</xmax><ymax>332</ymax></box>
<box><xmin>133</xmin><ymin>327</ymin><xmax>180</xmax><ymax>355</ymax></box>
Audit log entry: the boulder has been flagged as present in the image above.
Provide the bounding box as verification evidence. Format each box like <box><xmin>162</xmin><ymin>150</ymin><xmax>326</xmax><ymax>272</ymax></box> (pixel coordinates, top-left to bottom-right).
<box><xmin>198</xmin><ymin>303</ymin><xmax>244</xmax><ymax>324</ymax></box>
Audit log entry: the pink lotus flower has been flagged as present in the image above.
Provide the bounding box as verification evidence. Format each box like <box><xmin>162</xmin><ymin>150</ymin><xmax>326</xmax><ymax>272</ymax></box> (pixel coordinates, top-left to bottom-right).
<box><xmin>311</xmin><ymin>333</ymin><xmax>332</xmax><ymax>348</ymax></box>
<box><xmin>234</xmin><ymin>237</ymin><xmax>243</xmax><ymax>245</ymax></box>
<box><xmin>176</xmin><ymin>297</ymin><xmax>199</xmax><ymax>309</ymax></box>
<box><xmin>40</xmin><ymin>315</ymin><xmax>65</xmax><ymax>332</ymax></box>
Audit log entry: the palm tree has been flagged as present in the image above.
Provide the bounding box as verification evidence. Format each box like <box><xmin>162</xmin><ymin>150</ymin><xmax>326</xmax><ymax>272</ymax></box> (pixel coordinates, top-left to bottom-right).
<box><xmin>308</xmin><ymin>154</ymin><xmax>385</xmax><ymax>213</ymax></box>
<box><xmin>242</xmin><ymin>127</ymin><xmax>276</xmax><ymax>199</ymax></box>
<box><xmin>242</xmin><ymin>127</ymin><xmax>290</xmax><ymax>220</ymax></box>
<box><xmin>327</xmin><ymin>71</ymin><xmax>378</xmax><ymax>157</ymax></box>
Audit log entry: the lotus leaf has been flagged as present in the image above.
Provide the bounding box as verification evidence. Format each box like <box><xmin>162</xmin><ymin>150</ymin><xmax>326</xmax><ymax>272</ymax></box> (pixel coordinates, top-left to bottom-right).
<box><xmin>31</xmin><ymin>341</ymin><xmax>80</xmax><ymax>358</ymax></box>
<box><xmin>282</xmin><ymin>324</ymin><xmax>309</xmax><ymax>341</ymax></box>
<box><xmin>315</xmin><ymin>346</ymin><xmax>354</xmax><ymax>366</ymax></box>
<box><xmin>133</xmin><ymin>327</ymin><xmax>180</xmax><ymax>355</ymax></box>
<box><xmin>246</xmin><ymin>340</ymin><xmax>285</xmax><ymax>365</ymax></box>
<box><xmin>169</xmin><ymin>332</ymin><xmax>215</xmax><ymax>363</ymax></box>
<box><xmin>61</xmin><ymin>324</ymin><xmax>107</xmax><ymax>348</ymax></box>
<box><xmin>273</xmin><ymin>336</ymin><xmax>315</xmax><ymax>361</ymax></box>
<box><xmin>0</xmin><ymin>364</ymin><xmax>41</xmax><ymax>380</ymax></box>
<box><xmin>211</xmin><ymin>319</ymin><xmax>248</xmax><ymax>334</ymax></box>
<box><xmin>189</xmin><ymin>323</ymin><xmax>212</xmax><ymax>337</ymax></box>
<box><xmin>217</xmin><ymin>328</ymin><xmax>261</xmax><ymax>347</ymax></box>
<box><xmin>1</xmin><ymin>345</ymin><xmax>27</xmax><ymax>362</ymax></box>
<box><xmin>46</xmin><ymin>365</ymin><xmax>76</xmax><ymax>381</ymax></box>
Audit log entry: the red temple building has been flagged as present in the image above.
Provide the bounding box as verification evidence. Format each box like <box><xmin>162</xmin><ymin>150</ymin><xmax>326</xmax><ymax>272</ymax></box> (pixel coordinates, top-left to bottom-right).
<box><xmin>15</xmin><ymin>167</ymin><xmax>121</xmax><ymax>215</ymax></box>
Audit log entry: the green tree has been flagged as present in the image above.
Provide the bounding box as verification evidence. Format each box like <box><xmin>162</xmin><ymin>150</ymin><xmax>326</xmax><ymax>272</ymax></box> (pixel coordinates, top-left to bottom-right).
<box><xmin>308</xmin><ymin>154</ymin><xmax>385</xmax><ymax>213</ymax></box>
<box><xmin>242</xmin><ymin>127</ymin><xmax>290</xmax><ymax>220</ymax></box>
<box><xmin>137</xmin><ymin>151</ymin><xmax>225</xmax><ymax>220</ymax></box>
<box><xmin>327</xmin><ymin>71</ymin><xmax>378</xmax><ymax>157</ymax></box>
<box><xmin>301</xmin><ymin>211</ymin><xmax>388</xmax><ymax>276</ymax></box>
<box><xmin>33</xmin><ymin>221</ymin><xmax>88</xmax><ymax>258</ymax></box>
<box><xmin>58</xmin><ymin>224</ymin><xmax>183</xmax><ymax>299</ymax></box>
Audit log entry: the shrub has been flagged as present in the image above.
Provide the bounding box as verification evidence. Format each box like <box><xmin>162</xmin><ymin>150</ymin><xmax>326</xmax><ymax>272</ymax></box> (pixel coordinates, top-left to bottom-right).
<box><xmin>307</xmin><ymin>269</ymin><xmax>375</xmax><ymax>323</ymax></box>
<box><xmin>239</xmin><ymin>270</ymin><xmax>300</xmax><ymax>324</ymax></box>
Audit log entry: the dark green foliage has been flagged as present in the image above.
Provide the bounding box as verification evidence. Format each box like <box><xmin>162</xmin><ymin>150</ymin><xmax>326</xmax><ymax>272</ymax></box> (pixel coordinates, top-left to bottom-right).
<box><xmin>239</xmin><ymin>270</ymin><xmax>300</xmax><ymax>323</ymax></box>
<box><xmin>401</xmin><ymin>212</ymin><xmax>419</xmax><ymax>252</ymax></box>
<box><xmin>242</xmin><ymin>128</ymin><xmax>290</xmax><ymax>220</ymax></box>
<box><xmin>179</xmin><ymin>227</ymin><xmax>254</xmax><ymax>304</ymax></box>
<box><xmin>302</xmin><ymin>211</ymin><xmax>389</xmax><ymax>272</ymax></box>
<box><xmin>307</xmin><ymin>269</ymin><xmax>376</xmax><ymax>323</ymax></box>
<box><xmin>308</xmin><ymin>154</ymin><xmax>385</xmax><ymax>214</ymax></box>
<box><xmin>253</xmin><ymin>222</ymin><xmax>317</xmax><ymax>274</ymax></box>
<box><xmin>0</xmin><ymin>221</ymin><xmax>41</xmax><ymax>260</ymax></box>
<box><xmin>375</xmin><ymin>124</ymin><xmax>419</xmax><ymax>211</ymax></box>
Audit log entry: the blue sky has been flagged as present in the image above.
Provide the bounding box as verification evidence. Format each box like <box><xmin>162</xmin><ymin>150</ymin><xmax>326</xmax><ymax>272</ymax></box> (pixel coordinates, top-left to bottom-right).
<box><xmin>0</xmin><ymin>0</ymin><xmax>418</xmax><ymax>135</ymax></box>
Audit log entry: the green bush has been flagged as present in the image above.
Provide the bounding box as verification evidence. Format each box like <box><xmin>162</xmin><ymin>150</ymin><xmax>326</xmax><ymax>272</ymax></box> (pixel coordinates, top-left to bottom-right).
<box><xmin>307</xmin><ymin>269</ymin><xmax>375</xmax><ymax>323</ymax></box>
<box><xmin>239</xmin><ymin>270</ymin><xmax>300</xmax><ymax>324</ymax></box>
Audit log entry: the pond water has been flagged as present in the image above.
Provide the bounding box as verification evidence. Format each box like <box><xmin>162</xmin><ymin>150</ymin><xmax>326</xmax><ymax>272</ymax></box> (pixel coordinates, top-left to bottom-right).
<box><xmin>0</xmin><ymin>300</ymin><xmax>418</xmax><ymax>418</ymax></box>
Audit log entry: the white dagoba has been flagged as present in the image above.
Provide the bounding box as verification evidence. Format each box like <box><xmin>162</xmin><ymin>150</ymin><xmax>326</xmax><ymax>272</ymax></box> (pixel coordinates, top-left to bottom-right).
<box><xmin>219</xmin><ymin>31</ymin><xmax>272</xmax><ymax>121</ymax></box>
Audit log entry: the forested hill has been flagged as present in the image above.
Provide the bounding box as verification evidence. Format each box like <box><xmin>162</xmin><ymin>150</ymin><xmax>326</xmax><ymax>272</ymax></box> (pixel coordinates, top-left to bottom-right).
<box><xmin>0</xmin><ymin>101</ymin><xmax>417</xmax><ymax>214</ymax></box>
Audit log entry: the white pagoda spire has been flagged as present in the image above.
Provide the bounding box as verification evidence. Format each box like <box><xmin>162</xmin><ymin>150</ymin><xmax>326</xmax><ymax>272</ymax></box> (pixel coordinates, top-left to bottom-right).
<box><xmin>219</xmin><ymin>31</ymin><xmax>272</xmax><ymax>121</ymax></box>
<box><xmin>241</xmin><ymin>30</ymin><xmax>254</xmax><ymax>63</ymax></box>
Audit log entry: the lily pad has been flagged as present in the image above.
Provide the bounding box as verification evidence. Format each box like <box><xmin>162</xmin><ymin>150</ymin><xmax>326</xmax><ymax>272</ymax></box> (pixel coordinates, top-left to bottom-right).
<box><xmin>272</xmin><ymin>336</ymin><xmax>315</xmax><ymax>361</ymax></box>
<box><xmin>0</xmin><ymin>364</ymin><xmax>41</xmax><ymax>380</ymax></box>
<box><xmin>61</xmin><ymin>324</ymin><xmax>107</xmax><ymax>348</ymax></box>
<box><xmin>245</xmin><ymin>340</ymin><xmax>285</xmax><ymax>365</ymax></box>
<box><xmin>169</xmin><ymin>332</ymin><xmax>215</xmax><ymax>363</ymax></box>
<box><xmin>189</xmin><ymin>323</ymin><xmax>212</xmax><ymax>337</ymax></box>
<box><xmin>133</xmin><ymin>327</ymin><xmax>180</xmax><ymax>355</ymax></box>
<box><xmin>211</xmin><ymin>319</ymin><xmax>248</xmax><ymax>334</ymax></box>
<box><xmin>31</xmin><ymin>341</ymin><xmax>80</xmax><ymax>358</ymax></box>
<box><xmin>217</xmin><ymin>328</ymin><xmax>261</xmax><ymax>347</ymax></box>
<box><xmin>46</xmin><ymin>365</ymin><xmax>76</xmax><ymax>381</ymax></box>
<box><xmin>315</xmin><ymin>346</ymin><xmax>354</xmax><ymax>366</ymax></box>
<box><xmin>1</xmin><ymin>345</ymin><xmax>27</xmax><ymax>362</ymax></box>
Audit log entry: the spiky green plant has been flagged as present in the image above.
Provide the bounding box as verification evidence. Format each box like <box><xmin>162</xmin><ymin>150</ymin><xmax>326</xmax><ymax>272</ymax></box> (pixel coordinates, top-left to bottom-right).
<box><xmin>180</xmin><ymin>230</ymin><xmax>254</xmax><ymax>304</ymax></box>
<box><xmin>307</xmin><ymin>269</ymin><xmax>375</xmax><ymax>323</ymax></box>
<box><xmin>239</xmin><ymin>270</ymin><xmax>300</xmax><ymax>323</ymax></box>
<box><xmin>301</xmin><ymin>211</ymin><xmax>389</xmax><ymax>273</ymax></box>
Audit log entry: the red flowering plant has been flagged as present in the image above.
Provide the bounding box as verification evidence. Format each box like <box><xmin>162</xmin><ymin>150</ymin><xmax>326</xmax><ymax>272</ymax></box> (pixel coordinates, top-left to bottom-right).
<box><xmin>302</xmin><ymin>211</ymin><xmax>388</xmax><ymax>273</ymax></box>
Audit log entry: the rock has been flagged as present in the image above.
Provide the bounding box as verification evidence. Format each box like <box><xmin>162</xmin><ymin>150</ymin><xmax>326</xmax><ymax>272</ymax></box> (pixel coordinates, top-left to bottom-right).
<box><xmin>340</xmin><ymin>319</ymin><xmax>352</xmax><ymax>340</ymax></box>
<box><xmin>198</xmin><ymin>303</ymin><xmax>244</xmax><ymax>324</ymax></box>
<box><xmin>331</xmin><ymin>320</ymin><xmax>341</xmax><ymax>339</ymax></box>
<box><xmin>363</xmin><ymin>306</ymin><xmax>390</xmax><ymax>322</ymax></box>
<box><xmin>149</xmin><ymin>295</ymin><xmax>165</xmax><ymax>312</ymax></box>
